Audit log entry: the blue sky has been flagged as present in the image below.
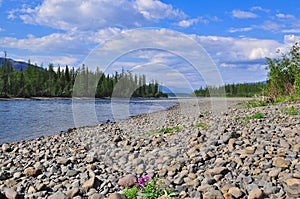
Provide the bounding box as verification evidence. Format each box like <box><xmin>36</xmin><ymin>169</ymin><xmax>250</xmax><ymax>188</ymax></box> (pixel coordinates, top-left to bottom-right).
<box><xmin>0</xmin><ymin>0</ymin><xmax>300</xmax><ymax>92</ymax></box>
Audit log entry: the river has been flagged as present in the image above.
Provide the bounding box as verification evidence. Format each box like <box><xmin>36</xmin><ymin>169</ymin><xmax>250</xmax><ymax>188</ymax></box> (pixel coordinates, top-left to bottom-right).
<box><xmin>0</xmin><ymin>98</ymin><xmax>175</xmax><ymax>144</ymax></box>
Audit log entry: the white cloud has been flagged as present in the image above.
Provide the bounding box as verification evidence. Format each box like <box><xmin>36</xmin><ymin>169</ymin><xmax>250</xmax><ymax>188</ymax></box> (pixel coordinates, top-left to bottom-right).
<box><xmin>133</xmin><ymin>0</ymin><xmax>185</xmax><ymax>21</ymax></box>
<box><xmin>247</xmin><ymin>64</ymin><xmax>266</xmax><ymax>72</ymax></box>
<box><xmin>250</xmin><ymin>6</ymin><xmax>270</xmax><ymax>13</ymax></box>
<box><xmin>255</xmin><ymin>20</ymin><xmax>282</xmax><ymax>31</ymax></box>
<box><xmin>228</xmin><ymin>27</ymin><xmax>252</xmax><ymax>33</ymax></box>
<box><xmin>282</xmin><ymin>29</ymin><xmax>300</xmax><ymax>34</ymax></box>
<box><xmin>192</xmin><ymin>35</ymin><xmax>281</xmax><ymax>62</ymax></box>
<box><xmin>232</xmin><ymin>10</ymin><xmax>258</xmax><ymax>19</ymax></box>
<box><xmin>177</xmin><ymin>17</ymin><xmax>208</xmax><ymax>28</ymax></box>
<box><xmin>284</xmin><ymin>34</ymin><xmax>300</xmax><ymax>45</ymax></box>
<box><xmin>14</xmin><ymin>0</ymin><xmax>185</xmax><ymax>31</ymax></box>
<box><xmin>276</xmin><ymin>13</ymin><xmax>295</xmax><ymax>20</ymax></box>
<box><xmin>10</xmin><ymin>54</ymin><xmax>79</xmax><ymax>67</ymax></box>
<box><xmin>220</xmin><ymin>63</ymin><xmax>237</xmax><ymax>68</ymax></box>
<box><xmin>0</xmin><ymin>32</ymin><xmax>90</xmax><ymax>54</ymax></box>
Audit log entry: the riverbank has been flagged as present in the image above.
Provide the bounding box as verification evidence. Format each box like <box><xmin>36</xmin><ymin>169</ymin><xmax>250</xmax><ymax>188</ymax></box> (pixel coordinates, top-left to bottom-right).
<box><xmin>0</xmin><ymin>98</ymin><xmax>300</xmax><ymax>198</ymax></box>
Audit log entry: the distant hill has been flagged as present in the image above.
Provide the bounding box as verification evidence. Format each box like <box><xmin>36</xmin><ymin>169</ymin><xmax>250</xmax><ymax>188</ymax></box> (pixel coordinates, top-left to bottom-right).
<box><xmin>0</xmin><ymin>57</ymin><xmax>30</xmax><ymax>70</ymax></box>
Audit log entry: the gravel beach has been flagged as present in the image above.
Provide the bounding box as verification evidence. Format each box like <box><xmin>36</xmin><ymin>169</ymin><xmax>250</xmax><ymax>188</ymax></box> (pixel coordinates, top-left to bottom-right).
<box><xmin>1</xmin><ymin>98</ymin><xmax>300</xmax><ymax>199</ymax></box>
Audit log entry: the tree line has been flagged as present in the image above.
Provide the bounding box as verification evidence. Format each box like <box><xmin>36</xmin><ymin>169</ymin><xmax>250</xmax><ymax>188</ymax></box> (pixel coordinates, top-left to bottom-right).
<box><xmin>265</xmin><ymin>42</ymin><xmax>300</xmax><ymax>99</ymax></box>
<box><xmin>193</xmin><ymin>82</ymin><xmax>265</xmax><ymax>97</ymax></box>
<box><xmin>195</xmin><ymin>41</ymin><xmax>300</xmax><ymax>99</ymax></box>
<box><xmin>0</xmin><ymin>57</ymin><xmax>166</xmax><ymax>98</ymax></box>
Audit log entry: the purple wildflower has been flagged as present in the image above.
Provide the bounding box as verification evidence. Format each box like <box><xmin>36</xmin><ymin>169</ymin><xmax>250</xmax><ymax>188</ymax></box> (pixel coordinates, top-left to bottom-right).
<box><xmin>136</xmin><ymin>176</ymin><xmax>151</xmax><ymax>190</ymax></box>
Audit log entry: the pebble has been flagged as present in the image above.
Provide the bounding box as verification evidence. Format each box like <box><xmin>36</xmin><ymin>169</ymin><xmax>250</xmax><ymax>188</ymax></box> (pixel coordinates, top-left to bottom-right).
<box><xmin>228</xmin><ymin>187</ymin><xmax>243</xmax><ymax>198</ymax></box>
<box><xmin>272</xmin><ymin>157</ymin><xmax>290</xmax><ymax>168</ymax></box>
<box><xmin>0</xmin><ymin>99</ymin><xmax>299</xmax><ymax>198</ymax></box>
<box><xmin>5</xmin><ymin>188</ymin><xmax>18</xmax><ymax>199</ymax></box>
<box><xmin>24</xmin><ymin>167</ymin><xmax>40</xmax><ymax>177</ymax></box>
<box><xmin>248</xmin><ymin>188</ymin><xmax>263</xmax><ymax>199</ymax></box>
<box><xmin>285</xmin><ymin>178</ymin><xmax>300</xmax><ymax>197</ymax></box>
<box><xmin>1</xmin><ymin>143</ymin><xmax>11</xmax><ymax>152</ymax></box>
<box><xmin>108</xmin><ymin>193</ymin><xmax>126</xmax><ymax>199</ymax></box>
<box><xmin>117</xmin><ymin>174</ymin><xmax>136</xmax><ymax>187</ymax></box>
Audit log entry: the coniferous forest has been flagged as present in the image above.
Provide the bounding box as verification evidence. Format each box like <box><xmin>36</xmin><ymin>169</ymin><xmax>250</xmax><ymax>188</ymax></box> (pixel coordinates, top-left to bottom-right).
<box><xmin>193</xmin><ymin>82</ymin><xmax>266</xmax><ymax>97</ymax></box>
<box><xmin>0</xmin><ymin>57</ymin><xmax>167</xmax><ymax>98</ymax></box>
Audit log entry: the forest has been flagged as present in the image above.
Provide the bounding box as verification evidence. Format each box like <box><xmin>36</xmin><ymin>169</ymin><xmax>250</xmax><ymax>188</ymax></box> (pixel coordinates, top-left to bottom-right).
<box><xmin>193</xmin><ymin>82</ymin><xmax>266</xmax><ymax>97</ymax></box>
<box><xmin>195</xmin><ymin>41</ymin><xmax>300</xmax><ymax>99</ymax></box>
<box><xmin>0</xmin><ymin>57</ymin><xmax>167</xmax><ymax>98</ymax></box>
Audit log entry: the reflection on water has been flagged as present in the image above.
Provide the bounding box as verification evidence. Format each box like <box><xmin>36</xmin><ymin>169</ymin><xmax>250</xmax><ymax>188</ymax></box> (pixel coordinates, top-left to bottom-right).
<box><xmin>0</xmin><ymin>99</ymin><xmax>175</xmax><ymax>144</ymax></box>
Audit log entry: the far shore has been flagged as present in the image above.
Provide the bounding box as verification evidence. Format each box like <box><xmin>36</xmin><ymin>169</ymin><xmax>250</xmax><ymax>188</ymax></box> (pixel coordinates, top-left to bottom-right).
<box><xmin>0</xmin><ymin>96</ymin><xmax>255</xmax><ymax>101</ymax></box>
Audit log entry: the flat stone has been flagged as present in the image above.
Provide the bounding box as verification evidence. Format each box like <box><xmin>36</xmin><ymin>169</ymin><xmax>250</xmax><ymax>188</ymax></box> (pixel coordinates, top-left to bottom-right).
<box><xmin>285</xmin><ymin>178</ymin><xmax>300</xmax><ymax>197</ymax></box>
<box><xmin>66</xmin><ymin>169</ymin><xmax>79</xmax><ymax>177</ymax></box>
<box><xmin>205</xmin><ymin>167</ymin><xmax>228</xmax><ymax>176</ymax></box>
<box><xmin>24</xmin><ymin>167</ymin><xmax>41</xmax><ymax>177</ymax></box>
<box><xmin>83</xmin><ymin>176</ymin><xmax>96</xmax><ymax>192</ymax></box>
<box><xmin>292</xmin><ymin>143</ymin><xmax>300</xmax><ymax>152</ymax></box>
<box><xmin>57</xmin><ymin>157</ymin><xmax>71</xmax><ymax>165</ymax></box>
<box><xmin>268</xmin><ymin>168</ymin><xmax>281</xmax><ymax>178</ymax></box>
<box><xmin>228</xmin><ymin>187</ymin><xmax>243</xmax><ymax>198</ymax></box>
<box><xmin>118</xmin><ymin>174</ymin><xmax>136</xmax><ymax>187</ymax></box>
<box><xmin>108</xmin><ymin>193</ymin><xmax>126</xmax><ymax>199</ymax></box>
<box><xmin>203</xmin><ymin>190</ymin><xmax>223</xmax><ymax>199</ymax></box>
<box><xmin>272</xmin><ymin>157</ymin><xmax>290</xmax><ymax>168</ymax></box>
<box><xmin>248</xmin><ymin>188</ymin><xmax>263</xmax><ymax>199</ymax></box>
<box><xmin>220</xmin><ymin>184</ymin><xmax>234</xmax><ymax>194</ymax></box>
<box><xmin>245</xmin><ymin>146</ymin><xmax>255</xmax><ymax>154</ymax></box>
<box><xmin>285</xmin><ymin>178</ymin><xmax>300</xmax><ymax>186</ymax></box>
<box><xmin>5</xmin><ymin>188</ymin><xmax>18</xmax><ymax>199</ymax></box>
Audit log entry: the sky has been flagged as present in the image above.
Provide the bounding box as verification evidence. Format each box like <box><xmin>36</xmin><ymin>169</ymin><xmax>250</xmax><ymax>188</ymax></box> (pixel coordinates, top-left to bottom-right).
<box><xmin>0</xmin><ymin>0</ymin><xmax>300</xmax><ymax>92</ymax></box>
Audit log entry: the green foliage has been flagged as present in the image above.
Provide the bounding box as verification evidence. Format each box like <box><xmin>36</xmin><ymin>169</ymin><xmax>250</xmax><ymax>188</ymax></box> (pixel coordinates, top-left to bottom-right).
<box><xmin>0</xmin><ymin>58</ymin><xmax>166</xmax><ymax>98</ymax></box>
<box><xmin>265</xmin><ymin>42</ymin><xmax>300</xmax><ymax>98</ymax></box>
<box><xmin>194</xmin><ymin>122</ymin><xmax>209</xmax><ymax>129</ymax></box>
<box><xmin>149</xmin><ymin>126</ymin><xmax>182</xmax><ymax>135</ymax></box>
<box><xmin>295</xmin><ymin>73</ymin><xmax>300</xmax><ymax>96</ymax></box>
<box><xmin>124</xmin><ymin>176</ymin><xmax>176</xmax><ymax>199</ymax></box>
<box><xmin>124</xmin><ymin>186</ymin><xmax>139</xmax><ymax>199</ymax></box>
<box><xmin>281</xmin><ymin>106</ymin><xmax>300</xmax><ymax>115</ymax></box>
<box><xmin>242</xmin><ymin>100</ymin><xmax>268</xmax><ymax>108</ymax></box>
<box><xmin>140</xmin><ymin>179</ymin><xmax>165</xmax><ymax>199</ymax></box>
<box><xmin>194</xmin><ymin>82</ymin><xmax>265</xmax><ymax>97</ymax></box>
<box><xmin>237</xmin><ymin>112</ymin><xmax>264</xmax><ymax>121</ymax></box>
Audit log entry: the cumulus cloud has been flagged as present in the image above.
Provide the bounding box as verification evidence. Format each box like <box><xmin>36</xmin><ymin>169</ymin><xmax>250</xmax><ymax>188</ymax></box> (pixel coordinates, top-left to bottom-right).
<box><xmin>177</xmin><ymin>17</ymin><xmax>208</xmax><ymax>28</ymax></box>
<box><xmin>255</xmin><ymin>20</ymin><xmax>282</xmax><ymax>31</ymax></box>
<box><xmin>276</xmin><ymin>13</ymin><xmax>295</xmax><ymax>20</ymax></box>
<box><xmin>14</xmin><ymin>0</ymin><xmax>185</xmax><ymax>31</ymax></box>
<box><xmin>192</xmin><ymin>35</ymin><xmax>281</xmax><ymax>62</ymax></box>
<box><xmin>228</xmin><ymin>27</ymin><xmax>252</xmax><ymax>33</ymax></box>
<box><xmin>250</xmin><ymin>6</ymin><xmax>270</xmax><ymax>13</ymax></box>
<box><xmin>133</xmin><ymin>0</ymin><xmax>185</xmax><ymax>21</ymax></box>
<box><xmin>232</xmin><ymin>10</ymin><xmax>258</xmax><ymax>19</ymax></box>
<box><xmin>0</xmin><ymin>32</ymin><xmax>90</xmax><ymax>54</ymax></box>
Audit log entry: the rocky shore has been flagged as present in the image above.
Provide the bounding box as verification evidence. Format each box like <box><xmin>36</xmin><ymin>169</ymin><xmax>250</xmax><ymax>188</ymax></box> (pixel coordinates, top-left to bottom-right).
<box><xmin>0</xmin><ymin>98</ymin><xmax>300</xmax><ymax>199</ymax></box>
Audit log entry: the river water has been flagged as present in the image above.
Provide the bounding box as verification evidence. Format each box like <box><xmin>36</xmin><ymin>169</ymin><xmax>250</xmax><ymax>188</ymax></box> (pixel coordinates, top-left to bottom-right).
<box><xmin>0</xmin><ymin>98</ymin><xmax>175</xmax><ymax>144</ymax></box>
